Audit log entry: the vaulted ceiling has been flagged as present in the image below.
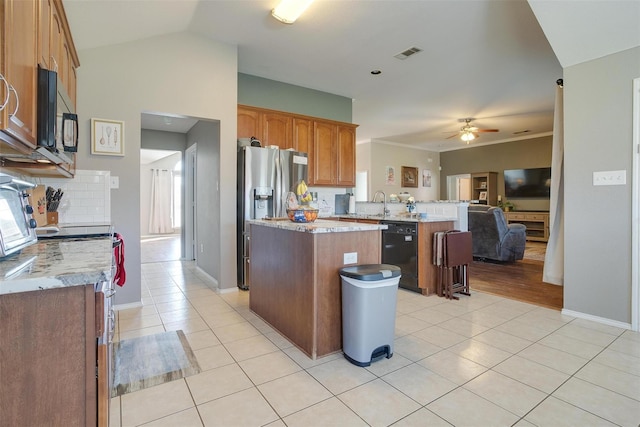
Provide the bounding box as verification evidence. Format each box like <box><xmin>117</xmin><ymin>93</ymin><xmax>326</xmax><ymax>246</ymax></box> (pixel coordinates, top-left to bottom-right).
<box><xmin>62</xmin><ymin>0</ymin><xmax>639</xmax><ymax>151</ymax></box>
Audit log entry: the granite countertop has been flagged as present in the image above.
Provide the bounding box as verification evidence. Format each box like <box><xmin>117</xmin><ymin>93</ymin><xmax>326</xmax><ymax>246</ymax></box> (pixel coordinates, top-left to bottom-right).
<box><xmin>334</xmin><ymin>214</ymin><xmax>458</xmax><ymax>223</ymax></box>
<box><xmin>0</xmin><ymin>237</ymin><xmax>113</xmax><ymax>295</ymax></box>
<box><xmin>249</xmin><ymin>218</ymin><xmax>387</xmax><ymax>233</ymax></box>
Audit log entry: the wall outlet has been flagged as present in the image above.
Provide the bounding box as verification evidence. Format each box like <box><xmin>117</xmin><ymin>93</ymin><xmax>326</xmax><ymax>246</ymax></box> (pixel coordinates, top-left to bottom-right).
<box><xmin>344</xmin><ymin>252</ymin><xmax>357</xmax><ymax>264</ymax></box>
<box><xmin>110</xmin><ymin>176</ymin><xmax>119</xmax><ymax>189</ymax></box>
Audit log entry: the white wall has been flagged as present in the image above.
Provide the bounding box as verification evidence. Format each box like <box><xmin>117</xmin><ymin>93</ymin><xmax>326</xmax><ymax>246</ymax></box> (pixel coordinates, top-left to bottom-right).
<box><xmin>564</xmin><ymin>46</ymin><xmax>640</xmax><ymax>325</ymax></box>
<box><xmin>362</xmin><ymin>141</ymin><xmax>441</xmax><ymax>202</ymax></box>
<box><xmin>75</xmin><ymin>32</ymin><xmax>237</xmax><ymax>304</ymax></box>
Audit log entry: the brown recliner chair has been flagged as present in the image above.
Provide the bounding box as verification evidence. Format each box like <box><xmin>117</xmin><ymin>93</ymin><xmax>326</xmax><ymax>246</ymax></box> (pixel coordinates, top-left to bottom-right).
<box><xmin>467</xmin><ymin>205</ymin><xmax>526</xmax><ymax>262</ymax></box>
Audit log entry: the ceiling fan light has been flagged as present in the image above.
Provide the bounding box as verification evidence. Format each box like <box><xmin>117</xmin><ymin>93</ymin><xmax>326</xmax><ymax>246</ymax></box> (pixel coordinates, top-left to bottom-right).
<box><xmin>271</xmin><ymin>0</ymin><xmax>315</xmax><ymax>24</ymax></box>
<box><xmin>461</xmin><ymin>131</ymin><xmax>475</xmax><ymax>142</ymax></box>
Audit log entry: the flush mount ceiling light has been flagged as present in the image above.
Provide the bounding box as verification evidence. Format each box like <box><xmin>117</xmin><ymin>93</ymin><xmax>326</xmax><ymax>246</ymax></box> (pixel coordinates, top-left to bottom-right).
<box><xmin>271</xmin><ymin>0</ymin><xmax>315</xmax><ymax>24</ymax></box>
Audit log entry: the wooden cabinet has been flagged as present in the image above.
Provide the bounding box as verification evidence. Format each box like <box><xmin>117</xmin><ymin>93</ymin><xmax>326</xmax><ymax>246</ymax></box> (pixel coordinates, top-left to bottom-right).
<box><xmin>263</xmin><ymin>111</ymin><xmax>293</xmax><ymax>149</ymax></box>
<box><xmin>238</xmin><ymin>105</ymin><xmax>358</xmax><ymax>187</ymax></box>
<box><xmin>237</xmin><ymin>106</ymin><xmax>263</xmax><ymax>141</ymax></box>
<box><xmin>1</xmin><ymin>0</ymin><xmax>40</xmax><ymax>151</ymax></box>
<box><xmin>312</xmin><ymin>120</ymin><xmax>337</xmax><ymax>185</ymax></box>
<box><xmin>293</xmin><ymin>117</ymin><xmax>313</xmax><ymax>180</ymax></box>
<box><xmin>471</xmin><ymin>172</ymin><xmax>498</xmax><ymax>205</ymax></box>
<box><xmin>505</xmin><ymin>211</ymin><xmax>549</xmax><ymax>242</ymax></box>
<box><xmin>336</xmin><ymin>124</ymin><xmax>356</xmax><ymax>187</ymax></box>
<box><xmin>1</xmin><ymin>0</ymin><xmax>78</xmax><ymax>177</ymax></box>
<box><xmin>312</xmin><ymin>121</ymin><xmax>356</xmax><ymax>186</ymax></box>
<box><xmin>0</xmin><ymin>284</ymin><xmax>104</xmax><ymax>426</ymax></box>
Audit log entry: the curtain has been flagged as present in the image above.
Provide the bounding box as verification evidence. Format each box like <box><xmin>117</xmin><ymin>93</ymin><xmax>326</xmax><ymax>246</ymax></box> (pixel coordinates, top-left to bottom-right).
<box><xmin>543</xmin><ymin>83</ymin><xmax>564</xmax><ymax>285</ymax></box>
<box><xmin>149</xmin><ymin>169</ymin><xmax>174</xmax><ymax>234</ymax></box>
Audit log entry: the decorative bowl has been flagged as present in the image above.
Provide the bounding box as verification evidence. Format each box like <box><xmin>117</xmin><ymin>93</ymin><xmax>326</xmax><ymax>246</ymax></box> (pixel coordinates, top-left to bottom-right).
<box><xmin>286</xmin><ymin>208</ymin><xmax>319</xmax><ymax>223</ymax></box>
<box><xmin>398</xmin><ymin>192</ymin><xmax>411</xmax><ymax>202</ymax></box>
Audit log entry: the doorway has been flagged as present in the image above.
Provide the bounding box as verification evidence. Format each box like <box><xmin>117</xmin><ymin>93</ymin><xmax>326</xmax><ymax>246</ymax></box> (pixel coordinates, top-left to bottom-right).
<box><xmin>140</xmin><ymin>149</ymin><xmax>182</xmax><ymax>263</ymax></box>
<box><xmin>446</xmin><ymin>174</ymin><xmax>471</xmax><ymax>201</ymax></box>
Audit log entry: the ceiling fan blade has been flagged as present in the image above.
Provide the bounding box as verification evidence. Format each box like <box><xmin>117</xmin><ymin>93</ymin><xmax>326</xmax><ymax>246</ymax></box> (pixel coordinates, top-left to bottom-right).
<box><xmin>445</xmin><ymin>133</ymin><xmax>459</xmax><ymax>139</ymax></box>
<box><xmin>476</xmin><ymin>129</ymin><xmax>499</xmax><ymax>133</ymax></box>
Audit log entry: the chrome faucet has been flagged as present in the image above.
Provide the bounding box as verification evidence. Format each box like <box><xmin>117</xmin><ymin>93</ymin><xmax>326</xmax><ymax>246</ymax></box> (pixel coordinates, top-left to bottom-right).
<box><xmin>372</xmin><ymin>190</ymin><xmax>389</xmax><ymax>216</ymax></box>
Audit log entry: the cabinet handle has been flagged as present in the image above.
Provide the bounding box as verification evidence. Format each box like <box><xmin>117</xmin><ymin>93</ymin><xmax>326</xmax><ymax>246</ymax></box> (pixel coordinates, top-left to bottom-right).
<box><xmin>0</xmin><ymin>74</ymin><xmax>9</xmax><ymax>111</ymax></box>
<box><xmin>8</xmin><ymin>85</ymin><xmax>18</xmax><ymax>117</ymax></box>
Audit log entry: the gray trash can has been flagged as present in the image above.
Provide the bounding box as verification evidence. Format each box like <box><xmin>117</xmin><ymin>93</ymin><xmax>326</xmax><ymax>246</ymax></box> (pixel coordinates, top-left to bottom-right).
<box><xmin>339</xmin><ymin>264</ymin><xmax>401</xmax><ymax>367</ymax></box>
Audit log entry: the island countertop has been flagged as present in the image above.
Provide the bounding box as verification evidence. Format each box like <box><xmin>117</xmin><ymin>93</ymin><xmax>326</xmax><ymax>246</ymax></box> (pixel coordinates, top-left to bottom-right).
<box><xmin>248</xmin><ymin>218</ymin><xmax>387</xmax><ymax>233</ymax></box>
<box><xmin>0</xmin><ymin>237</ymin><xmax>113</xmax><ymax>295</ymax></box>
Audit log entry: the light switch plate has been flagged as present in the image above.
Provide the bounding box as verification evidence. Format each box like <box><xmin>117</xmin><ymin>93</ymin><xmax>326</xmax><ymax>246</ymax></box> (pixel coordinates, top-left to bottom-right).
<box><xmin>344</xmin><ymin>252</ymin><xmax>357</xmax><ymax>264</ymax></box>
<box><xmin>593</xmin><ymin>170</ymin><xmax>626</xmax><ymax>186</ymax></box>
<box><xmin>110</xmin><ymin>176</ymin><xmax>119</xmax><ymax>189</ymax></box>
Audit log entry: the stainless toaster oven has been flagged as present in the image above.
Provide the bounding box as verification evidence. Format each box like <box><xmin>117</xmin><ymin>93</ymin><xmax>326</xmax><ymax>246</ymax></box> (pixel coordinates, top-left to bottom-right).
<box><xmin>0</xmin><ymin>173</ymin><xmax>38</xmax><ymax>257</ymax></box>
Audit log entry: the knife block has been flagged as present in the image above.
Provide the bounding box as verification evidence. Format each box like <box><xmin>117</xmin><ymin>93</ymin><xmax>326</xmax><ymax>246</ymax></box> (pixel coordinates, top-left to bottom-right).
<box><xmin>46</xmin><ymin>211</ymin><xmax>59</xmax><ymax>225</ymax></box>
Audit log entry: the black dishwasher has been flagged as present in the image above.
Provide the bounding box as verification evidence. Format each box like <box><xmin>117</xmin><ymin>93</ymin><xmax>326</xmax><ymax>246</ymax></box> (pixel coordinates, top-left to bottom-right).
<box><xmin>381</xmin><ymin>221</ymin><xmax>420</xmax><ymax>293</ymax></box>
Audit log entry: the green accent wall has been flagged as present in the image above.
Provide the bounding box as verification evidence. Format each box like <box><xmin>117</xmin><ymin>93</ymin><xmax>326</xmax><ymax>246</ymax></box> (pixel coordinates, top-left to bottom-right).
<box><xmin>238</xmin><ymin>73</ymin><xmax>352</xmax><ymax>123</ymax></box>
<box><xmin>440</xmin><ymin>136</ymin><xmax>552</xmax><ymax>211</ymax></box>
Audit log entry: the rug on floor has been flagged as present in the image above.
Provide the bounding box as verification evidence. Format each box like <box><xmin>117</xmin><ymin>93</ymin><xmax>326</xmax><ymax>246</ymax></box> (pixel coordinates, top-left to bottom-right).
<box><xmin>111</xmin><ymin>330</ymin><xmax>201</xmax><ymax>397</ymax></box>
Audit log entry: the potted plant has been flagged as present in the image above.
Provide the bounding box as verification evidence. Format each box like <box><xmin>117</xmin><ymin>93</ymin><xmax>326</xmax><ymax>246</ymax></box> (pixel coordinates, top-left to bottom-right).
<box><xmin>499</xmin><ymin>200</ymin><xmax>515</xmax><ymax>212</ymax></box>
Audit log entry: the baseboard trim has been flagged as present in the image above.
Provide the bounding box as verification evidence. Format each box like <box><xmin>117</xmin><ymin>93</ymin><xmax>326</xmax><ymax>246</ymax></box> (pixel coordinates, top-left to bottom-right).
<box><xmin>114</xmin><ymin>301</ymin><xmax>144</xmax><ymax>311</ymax></box>
<box><xmin>562</xmin><ymin>309</ymin><xmax>632</xmax><ymax>330</ymax></box>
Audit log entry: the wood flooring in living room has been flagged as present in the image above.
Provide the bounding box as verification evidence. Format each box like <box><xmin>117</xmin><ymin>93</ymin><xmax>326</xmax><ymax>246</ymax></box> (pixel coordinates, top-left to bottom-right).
<box><xmin>468</xmin><ymin>241</ymin><xmax>563</xmax><ymax>310</ymax></box>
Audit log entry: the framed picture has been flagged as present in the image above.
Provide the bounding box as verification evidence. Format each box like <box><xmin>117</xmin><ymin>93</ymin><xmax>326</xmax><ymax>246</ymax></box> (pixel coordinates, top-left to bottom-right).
<box><xmin>479</xmin><ymin>191</ymin><xmax>488</xmax><ymax>201</ymax></box>
<box><xmin>422</xmin><ymin>169</ymin><xmax>432</xmax><ymax>188</ymax></box>
<box><xmin>91</xmin><ymin>118</ymin><xmax>125</xmax><ymax>156</ymax></box>
<box><xmin>401</xmin><ymin>166</ymin><xmax>418</xmax><ymax>188</ymax></box>
<box><xmin>385</xmin><ymin>166</ymin><xmax>395</xmax><ymax>185</ymax></box>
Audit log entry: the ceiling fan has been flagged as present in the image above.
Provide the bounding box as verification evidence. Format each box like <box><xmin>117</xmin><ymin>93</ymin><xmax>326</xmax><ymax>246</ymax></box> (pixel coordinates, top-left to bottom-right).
<box><xmin>446</xmin><ymin>118</ymin><xmax>499</xmax><ymax>143</ymax></box>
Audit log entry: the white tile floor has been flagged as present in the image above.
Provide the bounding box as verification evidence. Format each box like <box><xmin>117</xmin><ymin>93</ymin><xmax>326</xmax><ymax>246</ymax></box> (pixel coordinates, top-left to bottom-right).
<box><xmin>111</xmin><ymin>258</ymin><xmax>640</xmax><ymax>426</ymax></box>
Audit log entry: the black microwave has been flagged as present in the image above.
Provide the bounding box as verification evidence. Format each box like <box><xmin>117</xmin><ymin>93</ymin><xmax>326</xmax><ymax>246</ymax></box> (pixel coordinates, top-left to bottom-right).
<box><xmin>37</xmin><ymin>66</ymin><xmax>78</xmax><ymax>153</ymax></box>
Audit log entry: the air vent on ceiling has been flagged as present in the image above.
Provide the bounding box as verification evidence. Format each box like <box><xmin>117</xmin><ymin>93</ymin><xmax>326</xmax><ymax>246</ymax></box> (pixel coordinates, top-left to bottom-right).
<box><xmin>394</xmin><ymin>46</ymin><xmax>422</xmax><ymax>60</ymax></box>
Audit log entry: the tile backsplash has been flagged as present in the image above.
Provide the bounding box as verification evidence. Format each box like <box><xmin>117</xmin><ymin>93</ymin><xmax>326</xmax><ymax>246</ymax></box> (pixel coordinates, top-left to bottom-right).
<box><xmin>36</xmin><ymin>170</ymin><xmax>111</xmax><ymax>225</ymax></box>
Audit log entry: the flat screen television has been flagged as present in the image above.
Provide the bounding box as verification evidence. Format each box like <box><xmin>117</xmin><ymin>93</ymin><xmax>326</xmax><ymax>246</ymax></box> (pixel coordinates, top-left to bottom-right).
<box><xmin>504</xmin><ymin>167</ymin><xmax>551</xmax><ymax>198</ymax></box>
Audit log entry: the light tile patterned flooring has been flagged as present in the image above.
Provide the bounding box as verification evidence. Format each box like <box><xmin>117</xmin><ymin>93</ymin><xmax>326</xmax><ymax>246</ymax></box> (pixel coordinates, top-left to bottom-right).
<box><xmin>112</xmin><ymin>256</ymin><xmax>640</xmax><ymax>426</ymax></box>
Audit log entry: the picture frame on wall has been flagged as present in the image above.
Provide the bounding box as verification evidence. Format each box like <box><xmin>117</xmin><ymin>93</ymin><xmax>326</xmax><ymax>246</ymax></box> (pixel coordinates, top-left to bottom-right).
<box><xmin>401</xmin><ymin>166</ymin><xmax>418</xmax><ymax>188</ymax></box>
<box><xmin>91</xmin><ymin>118</ymin><xmax>125</xmax><ymax>156</ymax></box>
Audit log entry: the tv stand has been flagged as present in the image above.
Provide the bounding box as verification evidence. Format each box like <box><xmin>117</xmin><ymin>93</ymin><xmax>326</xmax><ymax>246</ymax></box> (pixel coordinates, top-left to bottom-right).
<box><xmin>504</xmin><ymin>211</ymin><xmax>549</xmax><ymax>242</ymax></box>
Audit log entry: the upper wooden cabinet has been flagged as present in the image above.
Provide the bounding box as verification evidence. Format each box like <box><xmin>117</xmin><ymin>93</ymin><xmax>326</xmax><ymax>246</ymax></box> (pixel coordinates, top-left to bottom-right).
<box><xmin>40</xmin><ymin>0</ymin><xmax>79</xmax><ymax>108</ymax></box>
<box><xmin>292</xmin><ymin>117</ymin><xmax>313</xmax><ymax>181</ymax></box>
<box><xmin>263</xmin><ymin>112</ymin><xmax>293</xmax><ymax>149</ymax></box>
<box><xmin>0</xmin><ymin>0</ymin><xmax>78</xmax><ymax>177</ymax></box>
<box><xmin>336</xmin><ymin>125</ymin><xmax>356</xmax><ymax>187</ymax></box>
<box><xmin>237</xmin><ymin>105</ymin><xmax>358</xmax><ymax>187</ymax></box>
<box><xmin>312</xmin><ymin>121</ymin><xmax>337</xmax><ymax>186</ymax></box>
<box><xmin>1</xmin><ymin>0</ymin><xmax>40</xmax><ymax>151</ymax></box>
<box><xmin>238</xmin><ymin>106</ymin><xmax>263</xmax><ymax>141</ymax></box>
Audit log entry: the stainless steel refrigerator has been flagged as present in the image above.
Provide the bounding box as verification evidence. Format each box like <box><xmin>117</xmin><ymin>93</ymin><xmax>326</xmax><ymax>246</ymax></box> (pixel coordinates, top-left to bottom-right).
<box><xmin>237</xmin><ymin>146</ymin><xmax>308</xmax><ymax>289</ymax></box>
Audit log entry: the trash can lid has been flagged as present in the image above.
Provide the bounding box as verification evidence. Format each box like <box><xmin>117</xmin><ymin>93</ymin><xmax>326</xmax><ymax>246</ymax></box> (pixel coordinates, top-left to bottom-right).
<box><xmin>339</xmin><ymin>264</ymin><xmax>401</xmax><ymax>281</ymax></box>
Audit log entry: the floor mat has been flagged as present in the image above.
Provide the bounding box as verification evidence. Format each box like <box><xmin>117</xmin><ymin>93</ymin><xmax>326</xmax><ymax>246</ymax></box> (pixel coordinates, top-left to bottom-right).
<box><xmin>111</xmin><ymin>330</ymin><xmax>201</xmax><ymax>397</ymax></box>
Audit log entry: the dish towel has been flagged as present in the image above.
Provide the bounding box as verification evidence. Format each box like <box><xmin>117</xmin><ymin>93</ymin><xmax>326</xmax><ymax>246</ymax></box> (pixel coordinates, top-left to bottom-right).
<box><xmin>114</xmin><ymin>233</ymin><xmax>126</xmax><ymax>286</ymax></box>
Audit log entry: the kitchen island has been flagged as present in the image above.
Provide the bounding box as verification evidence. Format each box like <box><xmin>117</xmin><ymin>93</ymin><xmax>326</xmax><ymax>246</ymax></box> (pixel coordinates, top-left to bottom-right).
<box><xmin>248</xmin><ymin>219</ymin><xmax>386</xmax><ymax>359</ymax></box>
<box><xmin>0</xmin><ymin>237</ymin><xmax>114</xmax><ymax>426</ymax></box>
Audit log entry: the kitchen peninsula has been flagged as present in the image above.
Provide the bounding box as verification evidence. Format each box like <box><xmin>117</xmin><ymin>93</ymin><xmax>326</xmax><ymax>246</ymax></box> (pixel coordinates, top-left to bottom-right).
<box><xmin>248</xmin><ymin>219</ymin><xmax>386</xmax><ymax>359</ymax></box>
<box><xmin>0</xmin><ymin>237</ymin><xmax>114</xmax><ymax>426</ymax></box>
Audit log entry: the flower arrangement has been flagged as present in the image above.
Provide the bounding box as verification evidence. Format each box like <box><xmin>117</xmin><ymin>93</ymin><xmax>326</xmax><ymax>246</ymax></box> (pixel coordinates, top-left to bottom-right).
<box><xmin>406</xmin><ymin>197</ymin><xmax>416</xmax><ymax>213</ymax></box>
